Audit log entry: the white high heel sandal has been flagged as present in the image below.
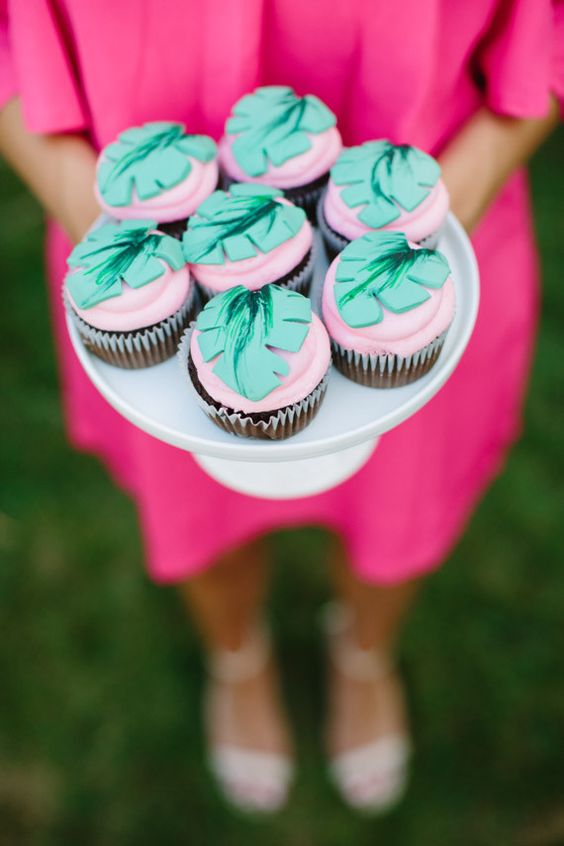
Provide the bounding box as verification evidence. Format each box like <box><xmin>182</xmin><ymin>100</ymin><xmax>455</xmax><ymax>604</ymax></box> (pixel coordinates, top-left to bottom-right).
<box><xmin>323</xmin><ymin>603</ymin><xmax>411</xmax><ymax>813</ymax></box>
<box><xmin>205</xmin><ymin>624</ymin><xmax>294</xmax><ymax>813</ymax></box>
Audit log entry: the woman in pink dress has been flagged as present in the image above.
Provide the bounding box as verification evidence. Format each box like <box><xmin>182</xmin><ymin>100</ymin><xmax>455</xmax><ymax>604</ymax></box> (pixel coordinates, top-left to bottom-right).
<box><xmin>1</xmin><ymin>0</ymin><xmax>561</xmax><ymax>814</ymax></box>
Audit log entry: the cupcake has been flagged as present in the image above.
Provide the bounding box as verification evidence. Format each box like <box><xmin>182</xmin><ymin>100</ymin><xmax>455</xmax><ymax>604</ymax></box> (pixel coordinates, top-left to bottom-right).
<box><xmin>219</xmin><ymin>85</ymin><xmax>342</xmax><ymax>222</ymax></box>
<box><xmin>318</xmin><ymin>141</ymin><xmax>449</xmax><ymax>259</ymax></box>
<box><xmin>183</xmin><ymin>284</ymin><xmax>331</xmax><ymax>440</ymax></box>
<box><xmin>182</xmin><ymin>184</ymin><xmax>314</xmax><ymax>302</ymax></box>
<box><xmin>65</xmin><ymin>219</ymin><xmax>196</xmax><ymax>368</ymax></box>
<box><xmin>95</xmin><ymin>121</ymin><xmax>218</xmax><ymax>239</ymax></box>
<box><xmin>322</xmin><ymin>231</ymin><xmax>455</xmax><ymax>387</ymax></box>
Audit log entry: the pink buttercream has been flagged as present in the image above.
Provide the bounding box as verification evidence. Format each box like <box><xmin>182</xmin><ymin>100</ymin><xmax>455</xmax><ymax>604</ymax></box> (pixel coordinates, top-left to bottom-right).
<box><xmin>323</xmin><ymin>178</ymin><xmax>450</xmax><ymax>243</ymax></box>
<box><xmin>95</xmin><ymin>157</ymin><xmax>219</xmax><ymax>223</ymax></box>
<box><xmin>67</xmin><ymin>259</ymin><xmax>192</xmax><ymax>333</ymax></box>
<box><xmin>322</xmin><ymin>254</ymin><xmax>455</xmax><ymax>358</ymax></box>
<box><xmin>190</xmin><ymin>201</ymin><xmax>313</xmax><ymax>292</ymax></box>
<box><xmin>219</xmin><ymin>127</ymin><xmax>342</xmax><ymax>189</ymax></box>
<box><xmin>191</xmin><ymin>313</ymin><xmax>330</xmax><ymax>414</ymax></box>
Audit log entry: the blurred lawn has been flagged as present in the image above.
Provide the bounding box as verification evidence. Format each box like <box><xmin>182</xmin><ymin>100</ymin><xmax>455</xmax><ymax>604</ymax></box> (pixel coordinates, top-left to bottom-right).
<box><xmin>1</xmin><ymin>130</ymin><xmax>563</xmax><ymax>846</ymax></box>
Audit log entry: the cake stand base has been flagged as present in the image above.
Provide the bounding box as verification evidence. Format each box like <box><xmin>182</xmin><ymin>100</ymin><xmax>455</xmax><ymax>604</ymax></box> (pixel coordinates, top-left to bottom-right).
<box><xmin>193</xmin><ymin>438</ymin><xmax>379</xmax><ymax>499</ymax></box>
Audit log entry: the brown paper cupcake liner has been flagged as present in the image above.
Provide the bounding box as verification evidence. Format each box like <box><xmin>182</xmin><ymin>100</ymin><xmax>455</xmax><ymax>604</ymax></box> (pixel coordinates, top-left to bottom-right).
<box><xmin>65</xmin><ymin>286</ymin><xmax>197</xmax><ymax>369</ymax></box>
<box><xmin>178</xmin><ymin>329</ymin><xmax>329</xmax><ymax>440</ymax></box>
<box><xmin>220</xmin><ymin>172</ymin><xmax>329</xmax><ymax>224</ymax></box>
<box><xmin>195</xmin><ymin>241</ymin><xmax>316</xmax><ymax>305</ymax></box>
<box><xmin>331</xmin><ymin>329</ymin><xmax>449</xmax><ymax>388</ymax></box>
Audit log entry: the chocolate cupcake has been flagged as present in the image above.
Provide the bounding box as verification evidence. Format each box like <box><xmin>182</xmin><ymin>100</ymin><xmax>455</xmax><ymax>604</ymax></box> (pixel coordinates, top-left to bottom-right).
<box><xmin>219</xmin><ymin>85</ymin><xmax>342</xmax><ymax>222</ymax></box>
<box><xmin>321</xmin><ymin>231</ymin><xmax>455</xmax><ymax>387</ymax></box>
<box><xmin>318</xmin><ymin>141</ymin><xmax>449</xmax><ymax>259</ymax></box>
<box><xmin>95</xmin><ymin>121</ymin><xmax>218</xmax><ymax>239</ymax></box>
<box><xmin>182</xmin><ymin>284</ymin><xmax>331</xmax><ymax>440</ymax></box>
<box><xmin>65</xmin><ymin>219</ymin><xmax>196</xmax><ymax>368</ymax></box>
<box><xmin>182</xmin><ymin>184</ymin><xmax>315</xmax><ymax>302</ymax></box>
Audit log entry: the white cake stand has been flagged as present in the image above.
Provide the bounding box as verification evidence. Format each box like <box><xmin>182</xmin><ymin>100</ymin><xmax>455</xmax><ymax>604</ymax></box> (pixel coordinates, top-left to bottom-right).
<box><xmin>67</xmin><ymin>215</ymin><xmax>479</xmax><ymax>499</ymax></box>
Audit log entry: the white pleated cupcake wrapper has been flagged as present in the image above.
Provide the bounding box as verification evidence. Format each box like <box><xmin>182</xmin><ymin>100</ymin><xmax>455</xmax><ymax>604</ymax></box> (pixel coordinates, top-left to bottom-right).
<box><xmin>195</xmin><ymin>239</ymin><xmax>316</xmax><ymax>305</ymax></box>
<box><xmin>332</xmin><ymin>329</ymin><xmax>448</xmax><ymax>379</ymax></box>
<box><xmin>317</xmin><ymin>190</ymin><xmax>446</xmax><ymax>254</ymax></box>
<box><xmin>64</xmin><ymin>285</ymin><xmax>196</xmax><ymax>366</ymax></box>
<box><xmin>317</xmin><ymin>192</ymin><xmax>350</xmax><ymax>257</ymax></box>
<box><xmin>178</xmin><ymin>327</ymin><xmax>330</xmax><ymax>438</ymax></box>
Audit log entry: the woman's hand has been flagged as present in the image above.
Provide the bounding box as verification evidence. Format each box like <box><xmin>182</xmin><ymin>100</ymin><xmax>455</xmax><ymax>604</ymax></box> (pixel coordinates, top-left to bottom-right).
<box><xmin>439</xmin><ymin>98</ymin><xmax>559</xmax><ymax>233</ymax></box>
<box><xmin>0</xmin><ymin>98</ymin><xmax>100</xmax><ymax>243</ymax></box>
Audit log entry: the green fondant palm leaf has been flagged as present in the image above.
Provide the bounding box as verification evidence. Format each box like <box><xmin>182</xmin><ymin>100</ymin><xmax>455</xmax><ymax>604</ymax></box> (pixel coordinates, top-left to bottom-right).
<box><xmin>196</xmin><ymin>284</ymin><xmax>312</xmax><ymax>401</ymax></box>
<box><xmin>334</xmin><ymin>231</ymin><xmax>450</xmax><ymax>328</ymax></box>
<box><xmin>226</xmin><ymin>85</ymin><xmax>336</xmax><ymax>177</ymax></box>
<box><xmin>97</xmin><ymin>121</ymin><xmax>217</xmax><ymax>207</ymax></box>
<box><xmin>331</xmin><ymin>141</ymin><xmax>441</xmax><ymax>228</ymax></box>
<box><xmin>183</xmin><ymin>184</ymin><xmax>306</xmax><ymax>264</ymax></box>
<box><xmin>66</xmin><ymin>220</ymin><xmax>185</xmax><ymax>309</ymax></box>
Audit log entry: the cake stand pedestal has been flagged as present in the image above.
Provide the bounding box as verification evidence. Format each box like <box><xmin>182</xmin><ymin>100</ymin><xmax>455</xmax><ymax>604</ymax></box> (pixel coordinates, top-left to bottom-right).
<box><xmin>192</xmin><ymin>439</ymin><xmax>378</xmax><ymax>499</ymax></box>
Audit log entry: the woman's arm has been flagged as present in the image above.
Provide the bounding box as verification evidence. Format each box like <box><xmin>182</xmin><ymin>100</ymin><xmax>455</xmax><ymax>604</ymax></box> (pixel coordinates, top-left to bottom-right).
<box><xmin>0</xmin><ymin>97</ymin><xmax>99</xmax><ymax>243</ymax></box>
<box><xmin>439</xmin><ymin>97</ymin><xmax>560</xmax><ymax>233</ymax></box>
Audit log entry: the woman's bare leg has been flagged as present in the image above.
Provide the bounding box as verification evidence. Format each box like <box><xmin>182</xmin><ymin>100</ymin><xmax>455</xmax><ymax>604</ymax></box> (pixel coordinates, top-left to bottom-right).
<box><xmin>327</xmin><ymin>534</ymin><xmax>418</xmax><ymax>757</ymax></box>
<box><xmin>178</xmin><ymin>538</ymin><xmax>291</xmax><ymax>756</ymax></box>
<box><xmin>179</xmin><ymin>537</ymin><xmax>268</xmax><ymax>650</ymax></box>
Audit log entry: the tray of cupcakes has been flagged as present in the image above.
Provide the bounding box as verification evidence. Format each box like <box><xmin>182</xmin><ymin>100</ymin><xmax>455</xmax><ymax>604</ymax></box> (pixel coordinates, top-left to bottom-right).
<box><xmin>65</xmin><ymin>85</ymin><xmax>479</xmax><ymax>495</ymax></box>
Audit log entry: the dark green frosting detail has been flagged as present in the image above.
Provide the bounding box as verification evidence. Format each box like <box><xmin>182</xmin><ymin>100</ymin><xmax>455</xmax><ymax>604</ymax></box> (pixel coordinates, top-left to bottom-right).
<box><xmin>334</xmin><ymin>231</ymin><xmax>450</xmax><ymax>328</ymax></box>
<box><xmin>97</xmin><ymin>121</ymin><xmax>217</xmax><ymax>207</ymax></box>
<box><xmin>66</xmin><ymin>220</ymin><xmax>185</xmax><ymax>309</ymax></box>
<box><xmin>226</xmin><ymin>85</ymin><xmax>336</xmax><ymax>177</ymax></box>
<box><xmin>196</xmin><ymin>284</ymin><xmax>312</xmax><ymax>401</ymax></box>
<box><xmin>331</xmin><ymin>141</ymin><xmax>441</xmax><ymax>228</ymax></box>
<box><xmin>182</xmin><ymin>183</ymin><xmax>306</xmax><ymax>265</ymax></box>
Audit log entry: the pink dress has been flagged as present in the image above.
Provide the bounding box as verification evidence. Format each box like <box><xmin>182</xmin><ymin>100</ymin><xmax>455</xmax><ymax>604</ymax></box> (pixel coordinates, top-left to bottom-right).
<box><xmin>2</xmin><ymin>0</ymin><xmax>563</xmax><ymax>584</ymax></box>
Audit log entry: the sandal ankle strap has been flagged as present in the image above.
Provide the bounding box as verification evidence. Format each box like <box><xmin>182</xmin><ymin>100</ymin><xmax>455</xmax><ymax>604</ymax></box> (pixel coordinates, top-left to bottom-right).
<box><xmin>322</xmin><ymin>602</ymin><xmax>393</xmax><ymax>682</ymax></box>
<box><xmin>208</xmin><ymin>621</ymin><xmax>271</xmax><ymax>684</ymax></box>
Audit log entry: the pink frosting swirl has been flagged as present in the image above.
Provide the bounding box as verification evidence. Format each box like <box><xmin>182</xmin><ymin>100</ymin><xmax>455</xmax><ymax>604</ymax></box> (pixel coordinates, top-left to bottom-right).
<box><xmin>219</xmin><ymin>127</ymin><xmax>342</xmax><ymax>189</ymax></box>
<box><xmin>95</xmin><ymin>156</ymin><xmax>219</xmax><ymax>223</ymax></box>
<box><xmin>322</xmin><ymin>253</ymin><xmax>455</xmax><ymax>358</ymax></box>
<box><xmin>191</xmin><ymin>313</ymin><xmax>331</xmax><ymax>414</ymax></box>
<box><xmin>67</xmin><ymin>259</ymin><xmax>192</xmax><ymax>333</ymax></box>
<box><xmin>190</xmin><ymin>200</ymin><xmax>313</xmax><ymax>292</ymax></box>
<box><xmin>323</xmin><ymin>178</ymin><xmax>450</xmax><ymax>243</ymax></box>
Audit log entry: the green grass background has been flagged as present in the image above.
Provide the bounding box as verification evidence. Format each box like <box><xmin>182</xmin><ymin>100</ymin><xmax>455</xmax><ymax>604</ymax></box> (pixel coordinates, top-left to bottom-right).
<box><xmin>1</xmin><ymin>131</ymin><xmax>563</xmax><ymax>845</ymax></box>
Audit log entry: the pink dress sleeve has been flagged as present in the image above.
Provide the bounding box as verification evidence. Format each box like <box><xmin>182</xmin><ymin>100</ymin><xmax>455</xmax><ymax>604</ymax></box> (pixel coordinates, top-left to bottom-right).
<box><xmin>0</xmin><ymin>0</ymin><xmax>86</xmax><ymax>132</ymax></box>
<box><xmin>553</xmin><ymin>1</ymin><xmax>564</xmax><ymax>104</ymax></box>
<box><xmin>476</xmin><ymin>0</ymin><xmax>564</xmax><ymax>117</ymax></box>
<box><xmin>0</xmin><ymin>1</ymin><xmax>17</xmax><ymax>107</ymax></box>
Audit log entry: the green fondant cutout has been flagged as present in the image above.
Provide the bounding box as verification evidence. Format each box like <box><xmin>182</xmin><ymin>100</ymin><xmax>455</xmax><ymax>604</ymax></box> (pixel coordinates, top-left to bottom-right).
<box><xmin>331</xmin><ymin>141</ymin><xmax>441</xmax><ymax>228</ymax></box>
<box><xmin>226</xmin><ymin>85</ymin><xmax>336</xmax><ymax>177</ymax></box>
<box><xmin>66</xmin><ymin>220</ymin><xmax>185</xmax><ymax>309</ymax></box>
<box><xmin>334</xmin><ymin>231</ymin><xmax>450</xmax><ymax>328</ymax></box>
<box><xmin>183</xmin><ymin>184</ymin><xmax>306</xmax><ymax>265</ymax></box>
<box><xmin>196</xmin><ymin>284</ymin><xmax>312</xmax><ymax>401</ymax></box>
<box><xmin>97</xmin><ymin>121</ymin><xmax>217</xmax><ymax>207</ymax></box>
